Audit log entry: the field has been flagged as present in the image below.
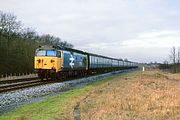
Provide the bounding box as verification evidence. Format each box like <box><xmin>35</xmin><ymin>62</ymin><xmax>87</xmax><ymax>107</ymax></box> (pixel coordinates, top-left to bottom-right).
<box><xmin>0</xmin><ymin>70</ymin><xmax>179</xmax><ymax>120</ymax></box>
<box><xmin>79</xmin><ymin>71</ymin><xmax>180</xmax><ymax>120</ymax></box>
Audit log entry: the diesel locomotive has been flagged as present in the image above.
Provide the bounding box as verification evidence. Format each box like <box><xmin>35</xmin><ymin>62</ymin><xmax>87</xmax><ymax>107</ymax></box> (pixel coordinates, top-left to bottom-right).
<box><xmin>34</xmin><ymin>45</ymin><xmax>138</xmax><ymax>80</ymax></box>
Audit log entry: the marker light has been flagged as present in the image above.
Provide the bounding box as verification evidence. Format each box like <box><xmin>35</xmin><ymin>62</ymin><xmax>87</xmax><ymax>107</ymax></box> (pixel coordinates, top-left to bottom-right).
<box><xmin>37</xmin><ymin>59</ymin><xmax>41</xmax><ymax>63</ymax></box>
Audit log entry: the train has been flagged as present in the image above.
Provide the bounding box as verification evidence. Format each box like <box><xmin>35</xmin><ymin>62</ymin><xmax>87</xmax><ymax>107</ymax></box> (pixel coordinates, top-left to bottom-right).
<box><xmin>34</xmin><ymin>45</ymin><xmax>138</xmax><ymax>80</ymax></box>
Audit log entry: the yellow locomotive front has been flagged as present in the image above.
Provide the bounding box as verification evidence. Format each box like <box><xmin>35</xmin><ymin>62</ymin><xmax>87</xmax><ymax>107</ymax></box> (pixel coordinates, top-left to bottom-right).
<box><xmin>34</xmin><ymin>46</ymin><xmax>63</xmax><ymax>80</ymax></box>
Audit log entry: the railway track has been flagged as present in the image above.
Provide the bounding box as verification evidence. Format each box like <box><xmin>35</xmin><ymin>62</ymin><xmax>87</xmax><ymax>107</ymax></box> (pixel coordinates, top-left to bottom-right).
<box><xmin>0</xmin><ymin>69</ymin><xmax>133</xmax><ymax>93</ymax></box>
<box><xmin>0</xmin><ymin>77</ymin><xmax>56</xmax><ymax>93</ymax></box>
<box><xmin>0</xmin><ymin>74</ymin><xmax>93</xmax><ymax>93</ymax></box>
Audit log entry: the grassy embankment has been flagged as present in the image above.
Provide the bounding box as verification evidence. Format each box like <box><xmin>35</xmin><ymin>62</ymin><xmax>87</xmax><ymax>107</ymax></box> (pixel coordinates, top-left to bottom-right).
<box><xmin>80</xmin><ymin>70</ymin><xmax>180</xmax><ymax>120</ymax></box>
<box><xmin>0</xmin><ymin>70</ymin><xmax>180</xmax><ymax>120</ymax></box>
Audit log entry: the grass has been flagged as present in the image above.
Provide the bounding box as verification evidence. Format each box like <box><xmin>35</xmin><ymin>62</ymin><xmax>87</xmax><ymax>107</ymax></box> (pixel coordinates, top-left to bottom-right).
<box><xmin>0</xmin><ymin>72</ymin><xmax>129</xmax><ymax>120</ymax></box>
<box><xmin>80</xmin><ymin>70</ymin><xmax>180</xmax><ymax>120</ymax></box>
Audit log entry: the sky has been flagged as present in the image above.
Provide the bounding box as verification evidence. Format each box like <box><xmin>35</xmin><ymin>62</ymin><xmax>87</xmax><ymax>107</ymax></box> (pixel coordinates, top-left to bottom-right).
<box><xmin>1</xmin><ymin>0</ymin><xmax>180</xmax><ymax>63</ymax></box>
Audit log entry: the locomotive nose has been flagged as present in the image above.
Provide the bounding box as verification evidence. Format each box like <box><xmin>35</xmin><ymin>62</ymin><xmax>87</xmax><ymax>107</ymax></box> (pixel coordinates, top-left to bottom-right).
<box><xmin>35</xmin><ymin>56</ymin><xmax>60</xmax><ymax>72</ymax></box>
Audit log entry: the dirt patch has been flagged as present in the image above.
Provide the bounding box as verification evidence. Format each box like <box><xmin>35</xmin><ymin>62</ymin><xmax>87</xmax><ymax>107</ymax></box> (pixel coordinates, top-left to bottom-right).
<box><xmin>74</xmin><ymin>103</ymin><xmax>80</xmax><ymax>120</ymax></box>
<box><xmin>78</xmin><ymin>71</ymin><xmax>180</xmax><ymax>120</ymax></box>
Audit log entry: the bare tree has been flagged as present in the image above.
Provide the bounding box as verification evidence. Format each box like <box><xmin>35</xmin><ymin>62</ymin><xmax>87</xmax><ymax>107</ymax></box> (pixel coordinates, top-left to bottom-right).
<box><xmin>21</xmin><ymin>27</ymin><xmax>36</xmax><ymax>40</ymax></box>
<box><xmin>169</xmin><ymin>46</ymin><xmax>176</xmax><ymax>64</ymax></box>
<box><xmin>38</xmin><ymin>34</ymin><xmax>73</xmax><ymax>48</ymax></box>
<box><xmin>178</xmin><ymin>47</ymin><xmax>180</xmax><ymax>64</ymax></box>
<box><xmin>0</xmin><ymin>11</ymin><xmax>22</xmax><ymax>36</ymax></box>
<box><xmin>163</xmin><ymin>60</ymin><xmax>168</xmax><ymax>65</ymax></box>
<box><xmin>169</xmin><ymin>46</ymin><xmax>178</xmax><ymax>73</ymax></box>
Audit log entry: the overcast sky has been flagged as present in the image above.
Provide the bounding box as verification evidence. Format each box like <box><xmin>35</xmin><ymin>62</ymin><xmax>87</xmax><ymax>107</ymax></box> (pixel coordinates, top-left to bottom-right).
<box><xmin>1</xmin><ymin>0</ymin><xmax>180</xmax><ymax>63</ymax></box>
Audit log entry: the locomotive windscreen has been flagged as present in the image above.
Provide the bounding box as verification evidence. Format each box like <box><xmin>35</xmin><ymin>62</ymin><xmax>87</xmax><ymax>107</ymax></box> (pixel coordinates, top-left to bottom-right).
<box><xmin>36</xmin><ymin>50</ymin><xmax>46</xmax><ymax>56</ymax></box>
<box><xmin>36</xmin><ymin>50</ymin><xmax>60</xmax><ymax>57</ymax></box>
<box><xmin>47</xmin><ymin>50</ymin><xmax>56</xmax><ymax>56</ymax></box>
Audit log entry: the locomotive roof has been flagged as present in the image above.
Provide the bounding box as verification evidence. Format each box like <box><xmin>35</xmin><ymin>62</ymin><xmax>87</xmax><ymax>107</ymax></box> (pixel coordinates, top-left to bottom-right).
<box><xmin>38</xmin><ymin>45</ymin><xmax>56</xmax><ymax>50</ymax></box>
<box><xmin>38</xmin><ymin>45</ymin><xmax>135</xmax><ymax>63</ymax></box>
<box><xmin>55</xmin><ymin>45</ymin><xmax>87</xmax><ymax>54</ymax></box>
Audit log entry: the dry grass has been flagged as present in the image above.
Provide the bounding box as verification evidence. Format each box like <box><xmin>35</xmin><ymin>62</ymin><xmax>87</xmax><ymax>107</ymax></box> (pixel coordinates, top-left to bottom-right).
<box><xmin>80</xmin><ymin>70</ymin><xmax>180</xmax><ymax>120</ymax></box>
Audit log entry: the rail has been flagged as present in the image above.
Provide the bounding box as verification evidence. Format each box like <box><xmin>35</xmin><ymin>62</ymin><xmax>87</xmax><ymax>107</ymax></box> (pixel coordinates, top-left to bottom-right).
<box><xmin>0</xmin><ymin>77</ymin><xmax>52</xmax><ymax>93</ymax></box>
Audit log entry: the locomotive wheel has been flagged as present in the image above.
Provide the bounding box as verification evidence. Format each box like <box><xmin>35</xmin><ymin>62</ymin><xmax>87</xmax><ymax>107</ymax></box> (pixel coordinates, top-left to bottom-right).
<box><xmin>62</xmin><ymin>72</ymin><xmax>67</xmax><ymax>80</ymax></box>
<box><xmin>50</xmin><ymin>73</ymin><xmax>56</xmax><ymax>80</ymax></box>
<box><xmin>38</xmin><ymin>73</ymin><xmax>44</xmax><ymax>80</ymax></box>
<box><xmin>46</xmin><ymin>76</ymin><xmax>48</xmax><ymax>80</ymax></box>
<box><xmin>56</xmin><ymin>72</ymin><xmax>63</xmax><ymax>81</ymax></box>
<box><xmin>45</xmin><ymin>73</ymin><xmax>49</xmax><ymax>80</ymax></box>
<box><xmin>40</xmin><ymin>76</ymin><xmax>44</xmax><ymax>80</ymax></box>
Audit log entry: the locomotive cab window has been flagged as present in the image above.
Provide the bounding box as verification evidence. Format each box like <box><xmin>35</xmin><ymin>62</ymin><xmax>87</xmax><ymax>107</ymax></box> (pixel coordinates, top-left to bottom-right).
<box><xmin>47</xmin><ymin>50</ymin><xmax>56</xmax><ymax>56</ymax></box>
<box><xmin>36</xmin><ymin>50</ymin><xmax>61</xmax><ymax>57</ymax></box>
<box><xmin>36</xmin><ymin>50</ymin><xmax>46</xmax><ymax>56</ymax></box>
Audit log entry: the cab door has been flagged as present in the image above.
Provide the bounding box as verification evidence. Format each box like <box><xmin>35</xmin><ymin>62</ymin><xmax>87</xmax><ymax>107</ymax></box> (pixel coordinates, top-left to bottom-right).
<box><xmin>56</xmin><ymin>50</ymin><xmax>63</xmax><ymax>72</ymax></box>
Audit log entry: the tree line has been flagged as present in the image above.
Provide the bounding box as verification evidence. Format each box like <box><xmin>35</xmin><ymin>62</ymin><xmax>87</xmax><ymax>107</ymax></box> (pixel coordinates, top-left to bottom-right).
<box><xmin>159</xmin><ymin>46</ymin><xmax>180</xmax><ymax>73</ymax></box>
<box><xmin>0</xmin><ymin>11</ymin><xmax>73</xmax><ymax>75</ymax></box>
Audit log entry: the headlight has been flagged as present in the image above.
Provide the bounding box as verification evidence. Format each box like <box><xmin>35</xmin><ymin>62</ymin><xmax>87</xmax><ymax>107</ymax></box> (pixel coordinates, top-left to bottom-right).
<box><xmin>37</xmin><ymin>59</ymin><xmax>41</xmax><ymax>63</ymax></box>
